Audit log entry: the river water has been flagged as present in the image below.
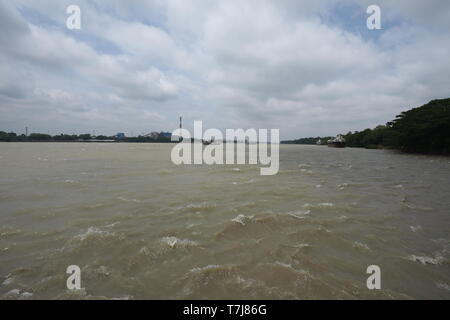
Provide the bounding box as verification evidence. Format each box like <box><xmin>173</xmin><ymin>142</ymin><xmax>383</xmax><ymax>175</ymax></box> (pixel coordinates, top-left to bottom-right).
<box><xmin>0</xmin><ymin>143</ymin><xmax>449</xmax><ymax>299</ymax></box>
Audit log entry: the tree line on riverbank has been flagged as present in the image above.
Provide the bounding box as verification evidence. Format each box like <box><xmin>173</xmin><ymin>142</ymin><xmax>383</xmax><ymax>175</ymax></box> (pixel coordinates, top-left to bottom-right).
<box><xmin>0</xmin><ymin>132</ymin><xmax>173</xmax><ymax>143</ymax></box>
<box><xmin>283</xmin><ymin>98</ymin><xmax>450</xmax><ymax>155</ymax></box>
<box><xmin>282</xmin><ymin>136</ymin><xmax>333</xmax><ymax>145</ymax></box>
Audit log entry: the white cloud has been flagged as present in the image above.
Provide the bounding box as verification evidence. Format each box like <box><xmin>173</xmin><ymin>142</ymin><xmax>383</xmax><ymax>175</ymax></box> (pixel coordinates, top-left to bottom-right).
<box><xmin>1</xmin><ymin>0</ymin><xmax>449</xmax><ymax>138</ymax></box>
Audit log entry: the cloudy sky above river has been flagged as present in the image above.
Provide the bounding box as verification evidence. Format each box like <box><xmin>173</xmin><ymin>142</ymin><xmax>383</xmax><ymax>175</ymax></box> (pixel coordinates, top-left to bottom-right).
<box><xmin>1</xmin><ymin>0</ymin><xmax>449</xmax><ymax>138</ymax></box>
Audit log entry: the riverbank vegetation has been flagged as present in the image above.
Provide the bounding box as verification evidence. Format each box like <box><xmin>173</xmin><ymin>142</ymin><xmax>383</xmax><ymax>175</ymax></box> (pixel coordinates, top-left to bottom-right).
<box><xmin>0</xmin><ymin>132</ymin><xmax>173</xmax><ymax>143</ymax></box>
<box><xmin>282</xmin><ymin>136</ymin><xmax>333</xmax><ymax>145</ymax></box>
<box><xmin>282</xmin><ymin>98</ymin><xmax>450</xmax><ymax>155</ymax></box>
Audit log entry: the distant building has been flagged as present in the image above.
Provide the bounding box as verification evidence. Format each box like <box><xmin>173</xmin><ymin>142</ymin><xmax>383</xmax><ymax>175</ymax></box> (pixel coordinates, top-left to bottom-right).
<box><xmin>115</xmin><ymin>132</ymin><xmax>125</xmax><ymax>139</ymax></box>
<box><xmin>149</xmin><ymin>132</ymin><xmax>159</xmax><ymax>139</ymax></box>
<box><xmin>159</xmin><ymin>132</ymin><xmax>172</xmax><ymax>139</ymax></box>
<box><xmin>143</xmin><ymin>131</ymin><xmax>172</xmax><ymax>140</ymax></box>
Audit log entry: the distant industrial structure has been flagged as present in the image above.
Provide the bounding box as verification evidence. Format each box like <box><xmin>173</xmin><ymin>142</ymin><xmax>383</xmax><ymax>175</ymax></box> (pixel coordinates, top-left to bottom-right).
<box><xmin>115</xmin><ymin>132</ymin><xmax>125</xmax><ymax>139</ymax></box>
<box><xmin>143</xmin><ymin>131</ymin><xmax>172</xmax><ymax>139</ymax></box>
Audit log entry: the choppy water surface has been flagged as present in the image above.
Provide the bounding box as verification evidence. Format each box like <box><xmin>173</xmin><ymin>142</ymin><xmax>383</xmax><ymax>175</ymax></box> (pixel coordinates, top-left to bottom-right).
<box><xmin>0</xmin><ymin>143</ymin><xmax>449</xmax><ymax>299</ymax></box>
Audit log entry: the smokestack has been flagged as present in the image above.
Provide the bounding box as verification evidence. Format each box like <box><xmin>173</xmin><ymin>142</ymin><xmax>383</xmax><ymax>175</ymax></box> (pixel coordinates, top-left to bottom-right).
<box><xmin>178</xmin><ymin>116</ymin><xmax>183</xmax><ymax>142</ymax></box>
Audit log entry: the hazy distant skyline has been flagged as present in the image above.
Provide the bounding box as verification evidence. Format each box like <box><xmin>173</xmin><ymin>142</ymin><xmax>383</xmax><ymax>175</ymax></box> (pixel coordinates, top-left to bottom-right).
<box><xmin>1</xmin><ymin>0</ymin><xmax>449</xmax><ymax>138</ymax></box>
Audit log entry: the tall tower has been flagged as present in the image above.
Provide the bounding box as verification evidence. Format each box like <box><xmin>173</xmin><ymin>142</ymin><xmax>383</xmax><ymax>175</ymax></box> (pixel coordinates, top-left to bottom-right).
<box><xmin>178</xmin><ymin>116</ymin><xmax>183</xmax><ymax>142</ymax></box>
<box><xmin>25</xmin><ymin>126</ymin><xmax>28</xmax><ymax>136</ymax></box>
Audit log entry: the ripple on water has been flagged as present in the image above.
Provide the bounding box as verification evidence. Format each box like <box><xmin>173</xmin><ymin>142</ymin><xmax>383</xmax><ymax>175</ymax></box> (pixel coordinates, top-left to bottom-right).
<box><xmin>177</xmin><ymin>264</ymin><xmax>247</xmax><ymax>298</ymax></box>
<box><xmin>174</xmin><ymin>202</ymin><xmax>217</xmax><ymax>214</ymax></box>
<box><xmin>216</xmin><ymin>212</ymin><xmax>283</xmax><ymax>240</ymax></box>
<box><xmin>63</xmin><ymin>226</ymin><xmax>125</xmax><ymax>253</ymax></box>
<box><xmin>159</xmin><ymin>168</ymin><xmax>173</xmax><ymax>175</ymax></box>
<box><xmin>0</xmin><ymin>226</ymin><xmax>21</xmax><ymax>237</ymax></box>
<box><xmin>118</xmin><ymin>196</ymin><xmax>141</xmax><ymax>203</ymax></box>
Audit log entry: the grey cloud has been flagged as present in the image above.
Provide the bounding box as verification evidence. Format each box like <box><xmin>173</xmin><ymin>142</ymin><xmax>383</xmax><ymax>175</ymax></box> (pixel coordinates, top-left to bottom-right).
<box><xmin>1</xmin><ymin>0</ymin><xmax>450</xmax><ymax>139</ymax></box>
<box><xmin>0</xmin><ymin>1</ymin><xmax>30</xmax><ymax>44</ymax></box>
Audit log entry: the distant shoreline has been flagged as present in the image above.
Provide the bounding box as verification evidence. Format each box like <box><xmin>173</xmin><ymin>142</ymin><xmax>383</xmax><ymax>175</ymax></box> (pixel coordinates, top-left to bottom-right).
<box><xmin>281</xmin><ymin>98</ymin><xmax>450</xmax><ymax>156</ymax></box>
<box><xmin>0</xmin><ymin>140</ymin><xmax>176</xmax><ymax>143</ymax></box>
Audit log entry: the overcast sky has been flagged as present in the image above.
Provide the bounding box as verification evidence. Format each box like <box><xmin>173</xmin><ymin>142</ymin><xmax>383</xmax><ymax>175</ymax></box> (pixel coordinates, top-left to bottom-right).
<box><xmin>1</xmin><ymin>0</ymin><xmax>449</xmax><ymax>138</ymax></box>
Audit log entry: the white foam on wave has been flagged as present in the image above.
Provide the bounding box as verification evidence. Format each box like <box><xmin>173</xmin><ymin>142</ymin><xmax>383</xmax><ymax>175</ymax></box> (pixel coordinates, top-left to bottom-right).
<box><xmin>186</xmin><ymin>264</ymin><xmax>240</xmax><ymax>283</ymax></box>
<box><xmin>111</xmin><ymin>295</ymin><xmax>134</xmax><ymax>300</ymax></box>
<box><xmin>287</xmin><ymin>210</ymin><xmax>310</xmax><ymax>220</ymax></box>
<box><xmin>409</xmin><ymin>225</ymin><xmax>422</xmax><ymax>232</ymax></box>
<box><xmin>160</xmin><ymin>236</ymin><xmax>198</xmax><ymax>249</ymax></box>
<box><xmin>190</xmin><ymin>264</ymin><xmax>221</xmax><ymax>273</ymax></box>
<box><xmin>231</xmin><ymin>214</ymin><xmax>253</xmax><ymax>226</ymax></box>
<box><xmin>320</xmin><ymin>202</ymin><xmax>334</xmax><ymax>207</ymax></box>
<box><xmin>293</xmin><ymin>243</ymin><xmax>311</xmax><ymax>249</ymax></box>
<box><xmin>74</xmin><ymin>227</ymin><xmax>118</xmax><ymax>243</ymax></box>
<box><xmin>303</xmin><ymin>202</ymin><xmax>334</xmax><ymax>209</ymax></box>
<box><xmin>436</xmin><ymin>282</ymin><xmax>450</xmax><ymax>292</ymax></box>
<box><xmin>408</xmin><ymin>254</ymin><xmax>445</xmax><ymax>265</ymax></box>
<box><xmin>353</xmin><ymin>241</ymin><xmax>371</xmax><ymax>251</ymax></box>
<box><xmin>139</xmin><ymin>246</ymin><xmax>151</xmax><ymax>255</ymax></box>
<box><xmin>337</xmin><ymin>183</ymin><xmax>349</xmax><ymax>190</ymax></box>
<box><xmin>102</xmin><ymin>222</ymin><xmax>120</xmax><ymax>229</ymax></box>
<box><xmin>0</xmin><ymin>226</ymin><xmax>21</xmax><ymax>237</ymax></box>
<box><xmin>232</xmin><ymin>179</ymin><xmax>254</xmax><ymax>185</ymax></box>
<box><xmin>2</xmin><ymin>276</ymin><xmax>14</xmax><ymax>286</ymax></box>
<box><xmin>118</xmin><ymin>196</ymin><xmax>141</xmax><ymax>203</ymax></box>
<box><xmin>275</xmin><ymin>261</ymin><xmax>293</xmax><ymax>269</ymax></box>
<box><xmin>272</xmin><ymin>261</ymin><xmax>310</xmax><ymax>277</ymax></box>
<box><xmin>2</xmin><ymin>289</ymin><xmax>33</xmax><ymax>300</ymax></box>
<box><xmin>19</xmin><ymin>291</ymin><xmax>33</xmax><ymax>299</ymax></box>
<box><xmin>185</xmin><ymin>202</ymin><xmax>216</xmax><ymax>211</ymax></box>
